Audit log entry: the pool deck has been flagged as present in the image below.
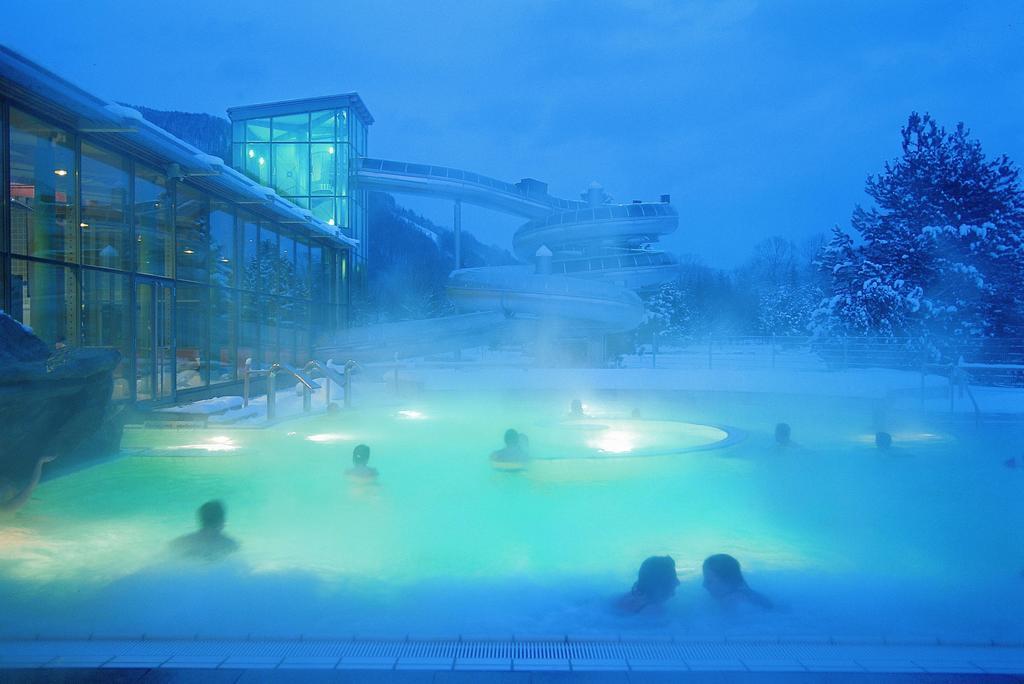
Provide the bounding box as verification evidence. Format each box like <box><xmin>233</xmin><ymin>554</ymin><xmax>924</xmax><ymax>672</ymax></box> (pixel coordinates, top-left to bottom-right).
<box><xmin>2</xmin><ymin>636</ymin><xmax>1023</xmax><ymax>681</ymax></box>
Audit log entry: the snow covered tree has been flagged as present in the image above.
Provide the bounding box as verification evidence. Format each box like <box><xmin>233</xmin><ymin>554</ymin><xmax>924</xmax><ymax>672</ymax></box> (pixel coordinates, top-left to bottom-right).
<box><xmin>815</xmin><ymin>113</ymin><xmax>1024</xmax><ymax>343</ymax></box>
<box><xmin>641</xmin><ymin>280</ymin><xmax>690</xmax><ymax>340</ymax></box>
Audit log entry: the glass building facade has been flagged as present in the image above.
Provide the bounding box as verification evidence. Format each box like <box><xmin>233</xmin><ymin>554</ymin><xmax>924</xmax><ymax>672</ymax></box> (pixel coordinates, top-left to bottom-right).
<box><xmin>0</xmin><ymin>80</ymin><xmax>352</xmax><ymax>405</ymax></box>
<box><xmin>228</xmin><ymin>95</ymin><xmax>372</xmax><ymax>284</ymax></box>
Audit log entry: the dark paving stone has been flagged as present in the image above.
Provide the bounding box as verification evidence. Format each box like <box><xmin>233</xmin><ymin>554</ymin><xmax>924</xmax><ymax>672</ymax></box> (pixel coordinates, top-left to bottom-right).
<box><xmin>0</xmin><ymin>668</ymin><xmax>151</xmax><ymax>683</ymax></box>
<box><xmin>140</xmin><ymin>668</ymin><xmax>242</xmax><ymax>683</ymax></box>
<box><xmin>435</xmin><ymin>673</ymin><xmax>530</xmax><ymax>684</ymax></box>
<box><xmin>532</xmin><ymin>673</ymin><xmax>629</xmax><ymax>683</ymax></box>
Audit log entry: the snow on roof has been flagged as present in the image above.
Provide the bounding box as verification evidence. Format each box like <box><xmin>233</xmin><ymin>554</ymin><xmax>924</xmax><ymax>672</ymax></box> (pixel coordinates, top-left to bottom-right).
<box><xmin>1</xmin><ymin>47</ymin><xmax>356</xmax><ymax>250</ymax></box>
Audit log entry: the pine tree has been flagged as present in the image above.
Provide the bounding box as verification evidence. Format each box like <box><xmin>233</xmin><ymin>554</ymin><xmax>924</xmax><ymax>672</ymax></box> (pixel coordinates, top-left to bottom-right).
<box><xmin>817</xmin><ymin>113</ymin><xmax>1024</xmax><ymax>342</ymax></box>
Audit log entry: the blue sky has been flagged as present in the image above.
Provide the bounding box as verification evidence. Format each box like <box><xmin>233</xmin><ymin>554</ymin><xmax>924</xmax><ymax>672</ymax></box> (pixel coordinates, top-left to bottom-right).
<box><xmin>2</xmin><ymin>0</ymin><xmax>1022</xmax><ymax>267</ymax></box>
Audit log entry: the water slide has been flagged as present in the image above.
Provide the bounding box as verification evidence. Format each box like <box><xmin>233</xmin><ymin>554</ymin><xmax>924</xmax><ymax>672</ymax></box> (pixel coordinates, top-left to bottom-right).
<box><xmin>352</xmin><ymin>158</ymin><xmax>679</xmax><ymax>335</ymax></box>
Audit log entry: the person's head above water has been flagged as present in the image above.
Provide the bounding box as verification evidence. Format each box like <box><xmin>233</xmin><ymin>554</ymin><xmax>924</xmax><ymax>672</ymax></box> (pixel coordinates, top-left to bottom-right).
<box><xmin>702</xmin><ymin>553</ymin><xmax>748</xmax><ymax>598</ymax></box>
<box><xmin>570</xmin><ymin>399</ymin><xmax>584</xmax><ymax>416</ymax></box>
<box><xmin>632</xmin><ymin>555</ymin><xmax>680</xmax><ymax>603</ymax></box>
<box><xmin>775</xmin><ymin>422</ymin><xmax>791</xmax><ymax>445</ymax></box>
<box><xmin>875</xmin><ymin>431</ymin><xmax>893</xmax><ymax>449</ymax></box>
<box><xmin>503</xmin><ymin>429</ymin><xmax>520</xmax><ymax>447</ymax></box>
<box><xmin>198</xmin><ymin>500</ymin><xmax>227</xmax><ymax>532</ymax></box>
<box><xmin>353</xmin><ymin>444</ymin><xmax>371</xmax><ymax>466</ymax></box>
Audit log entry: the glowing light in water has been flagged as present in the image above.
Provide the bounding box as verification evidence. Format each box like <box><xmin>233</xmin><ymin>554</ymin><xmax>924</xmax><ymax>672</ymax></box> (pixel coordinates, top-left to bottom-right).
<box><xmin>588</xmin><ymin>429</ymin><xmax>635</xmax><ymax>454</ymax></box>
<box><xmin>166</xmin><ymin>436</ymin><xmax>239</xmax><ymax>452</ymax></box>
<box><xmin>306</xmin><ymin>433</ymin><xmax>352</xmax><ymax>443</ymax></box>
<box><xmin>397</xmin><ymin>410</ymin><xmax>426</xmax><ymax>420</ymax></box>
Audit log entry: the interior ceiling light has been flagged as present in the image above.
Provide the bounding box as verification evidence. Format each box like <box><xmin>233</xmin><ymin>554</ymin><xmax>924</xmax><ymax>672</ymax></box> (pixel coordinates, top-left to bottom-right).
<box><xmin>183</xmin><ymin>248</ymin><xmax>195</xmax><ymax>255</ymax></box>
<box><xmin>248</xmin><ymin>149</ymin><xmax>255</xmax><ymax>158</ymax></box>
<box><xmin>53</xmin><ymin>169</ymin><xmax>68</xmax><ymax>176</ymax></box>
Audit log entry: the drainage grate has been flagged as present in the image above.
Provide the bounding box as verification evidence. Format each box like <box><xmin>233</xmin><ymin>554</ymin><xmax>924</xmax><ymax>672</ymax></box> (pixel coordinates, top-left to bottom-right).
<box><xmin>1</xmin><ymin>637</ymin><xmax>1022</xmax><ymax>674</ymax></box>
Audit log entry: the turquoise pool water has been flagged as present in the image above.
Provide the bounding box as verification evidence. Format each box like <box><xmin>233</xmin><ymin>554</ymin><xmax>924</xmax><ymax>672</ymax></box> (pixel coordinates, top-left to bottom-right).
<box><xmin>1</xmin><ymin>390</ymin><xmax>1022</xmax><ymax>641</ymax></box>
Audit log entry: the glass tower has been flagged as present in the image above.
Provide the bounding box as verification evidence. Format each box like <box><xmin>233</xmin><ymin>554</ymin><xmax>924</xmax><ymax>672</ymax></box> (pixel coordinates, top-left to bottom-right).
<box><xmin>228</xmin><ymin>95</ymin><xmax>372</xmax><ymax>282</ymax></box>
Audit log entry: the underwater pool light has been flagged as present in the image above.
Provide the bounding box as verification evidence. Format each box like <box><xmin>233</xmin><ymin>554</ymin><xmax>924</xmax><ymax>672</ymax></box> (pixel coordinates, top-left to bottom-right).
<box><xmin>166</xmin><ymin>437</ymin><xmax>238</xmax><ymax>453</ymax></box>
<box><xmin>397</xmin><ymin>410</ymin><xmax>426</xmax><ymax>420</ymax></box>
<box><xmin>587</xmin><ymin>429</ymin><xmax>636</xmax><ymax>454</ymax></box>
<box><xmin>306</xmin><ymin>433</ymin><xmax>352</xmax><ymax>443</ymax></box>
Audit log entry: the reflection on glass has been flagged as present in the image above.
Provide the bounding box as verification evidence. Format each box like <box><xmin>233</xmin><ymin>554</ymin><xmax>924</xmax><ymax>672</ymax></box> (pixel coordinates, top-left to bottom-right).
<box><xmin>9</xmin><ymin>108</ymin><xmax>77</xmax><ymax>262</ymax></box>
<box><xmin>210</xmin><ymin>288</ymin><xmax>237</xmax><ymax>384</ymax></box>
<box><xmin>135</xmin><ymin>165</ymin><xmax>173</xmax><ymax>277</ymax></box>
<box><xmin>10</xmin><ymin>258</ymin><xmax>78</xmax><ymax>348</ymax></box>
<box><xmin>175</xmin><ymin>185</ymin><xmax>210</xmax><ymax>283</ymax></box>
<box><xmin>176</xmin><ymin>283</ymin><xmax>208</xmax><ymax>391</ymax></box>
<box><xmin>82</xmin><ymin>269</ymin><xmax>130</xmax><ymax>398</ymax></box>
<box><xmin>81</xmin><ymin>142</ymin><xmax>130</xmax><ymax>270</ymax></box>
<box><xmin>210</xmin><ymin>201</ymin><xmax>235</xmax><ymax>288</ymax></box>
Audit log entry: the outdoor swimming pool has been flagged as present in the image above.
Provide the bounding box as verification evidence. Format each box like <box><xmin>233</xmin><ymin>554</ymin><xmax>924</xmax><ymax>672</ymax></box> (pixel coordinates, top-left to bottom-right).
<box><xmin>2</xmin><ymin>390</ymin><xmax>1022</xmax><ymax>644</ymax></box>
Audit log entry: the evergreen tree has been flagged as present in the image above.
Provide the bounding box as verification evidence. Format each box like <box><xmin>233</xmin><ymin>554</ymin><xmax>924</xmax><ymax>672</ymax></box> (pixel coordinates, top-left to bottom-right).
<box><xmin>816</xmin><ymin>113</ymin><xmax>1024</xmax><ymax>342</ymax></box>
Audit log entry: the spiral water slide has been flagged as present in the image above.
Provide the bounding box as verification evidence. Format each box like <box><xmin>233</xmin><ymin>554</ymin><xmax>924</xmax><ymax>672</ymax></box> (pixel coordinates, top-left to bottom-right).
<box><xmin>353</xmin><ymin>158</ymin><xmax>678</xmax><ymax>334</ymax></box>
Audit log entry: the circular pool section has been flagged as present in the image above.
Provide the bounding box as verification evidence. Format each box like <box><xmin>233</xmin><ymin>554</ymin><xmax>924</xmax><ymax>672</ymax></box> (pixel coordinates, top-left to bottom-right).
<box><xmin>530</xmin><ymin>418</ymin><xmax>737</xmax><ymax>459</ymax></box>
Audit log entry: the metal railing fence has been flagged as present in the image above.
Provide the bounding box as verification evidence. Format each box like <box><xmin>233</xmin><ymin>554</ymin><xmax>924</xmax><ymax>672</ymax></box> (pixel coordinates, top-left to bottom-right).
<box><xmin>642</xmin><ymin>335</ymin><xmax>1024</xmax><ymax>387</ymax></box>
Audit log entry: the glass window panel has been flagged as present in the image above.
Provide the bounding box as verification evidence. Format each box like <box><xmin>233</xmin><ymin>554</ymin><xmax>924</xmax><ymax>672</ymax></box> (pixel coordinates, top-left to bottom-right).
<box><xmin>295</xmin><ymin>239</ymin><xmax>310</xmax><ymax>296</ymax></box>
<box><xmin>134</xmin><ymin>165</ymin><xmax>173</xmax><ymax>277</ymax></box>
<box><xmin>311</xmin><ymin>197</ymin><xmax>335</xmax><ymax>225</ymax></box>
<box><xmin>337</xmin><ymin>149</ymin><xmax>349</xmax><ymax>196</ymax></box>
<box><xmin>310</xmin><ymin>143</ymin><xmax>336</xmax><ymax>195</ymax></box>
<box><xmin>239</xmin><ymin>291</ymin><xmax>259</xmax><ymax>374</ymax></box>
<box><xmin>245</xmin><ymin>118</ymin><xmax>271</xmax><ymax>142</ymax></box>
<box><xmin>338</xmin><ymin>196</ymin><xmax>350</xmax><ymax>229</ymax></box>
<box><xmin>210</xmin><ymin>287</ymin><xmax>237</xmax><ymax>384</ymax></box>
<box><xmin>254</xmin><ymin>226</ymin><xmax>285</xmax><ymax>295</ymax></box>
<box><xmin>240</xmin><ymin>214</ymin><xmax>259</xmax><ymax>291</ymax></box>
<box><xmin>232</xmin><ymin>143</ymin><xmax>245</xmax><ymax>170</ymax></box>
<box><xmin>232</xmin><ymin>120</ymin><xmax>245</xmax><ymax>143</ymax></box>
<box><xmin>10</xmin><ymin>257</ymin><xmax>78</xmax><ymax>348</ymax></box>
<box><xmin>278</xmin><ymin>235</ymin><xmax>297</xmax><ymax>295</ymax></box>
<box><xmin>278</xmin><ymin>298</ymin><xmax>297</xmax><ymax>364</ymax></box>
<box><xmin>310</xmin><ymin>246</ymin><xmax>324</xmax><ymax>302</ymax></box>
<box><xmin>80</xmin><ymin>142</ymin><xmax>130</xmax><ymax>270</ymax></box>
<box><xmin>310</xmin><ymin>110</ymin><xmax>335</xmax><ymax>141</ymax></box>
<box><xmin>293</xmin><ymin>300</ymin><xmax>310</xmax><ymax>360</ymax></box>
<box><xmin>210</xmin><ymin>201</ymin><xmax>235</xmax><ymax>287</ymax></box>
<box><xmin>259</xmin><ymin>295</ymin><xmax>279</xmax><ymax>364</ymax></box>
<box><xmin>338</xmin><ymin>109</ymin><xmax>349</xmax><ymax>143</ymax></box>
<box><xmin>82</xmin><ymin>269</ymin><xmax>130</xmax><ymax>399</ymax></box>
<box><xmin>243</xmin><ymin>142</ymin><xmax>271</xmax><ymax>186</ymax></box>
<box><xmin>286</xmin><ymin>196</ymin><xmax>309</xmax><ymax>209</ymax></box>
<box><xmin>176</xmin><ymin>283</ymin><xmax>208</xmax><ymax>390</ymax></box>
<box><xmin>9</xmin><ymin>108</ymin><xmax>77</xmax><ymax>262</ymax></box>
<box><xmin>272</xmin><ymin>113</ymin><xmax>309</xmax><ymax>142</ymax></box>
<box><xmin>175</xmin><ymin>185</ymin><xmax>210</xmax><ymax>283</ymax></box>
<box><xmin>272</xmin><ymin>143</ymin><xmax>309</xmax><ymax>196</ymax></box>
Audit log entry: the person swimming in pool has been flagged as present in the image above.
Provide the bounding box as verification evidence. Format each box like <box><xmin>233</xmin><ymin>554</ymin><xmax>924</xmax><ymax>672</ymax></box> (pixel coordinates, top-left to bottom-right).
<box><xmin>0</xmin><ymin>455</ymin><xmax>57</xmax><ymax>514</ymax></box>
<box><xmin>774</xmin><ymin>422</ymin><xmax>792</xmax><ymax>447</ymax></box>
<box><xmin>702</xmin><ymin>554</ymin><xmax>773</xmax><ymax>609</ymax></box>
<box><xmin>616</xmin><ymin>555</ymin><xmax>680</xmax><ymax>613</ymax></box>
<box><xmin>490</xmin><ymin>428</ymin><xmax>529</xmax><ymax>468</ymax></box>
<box><xmin>569</xmin><ymin>399</ymin><xmax>586</xmax><ymax>418</ymax></box>
<box><xmin>169</xmin><ymin>500</ymin><xmax>240</xmax><ymax>561</ymax></box>
<box><xmin>346</xmin><ymin>444</ymin><xmax>379</xmax><ymax>480</ymax></box>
